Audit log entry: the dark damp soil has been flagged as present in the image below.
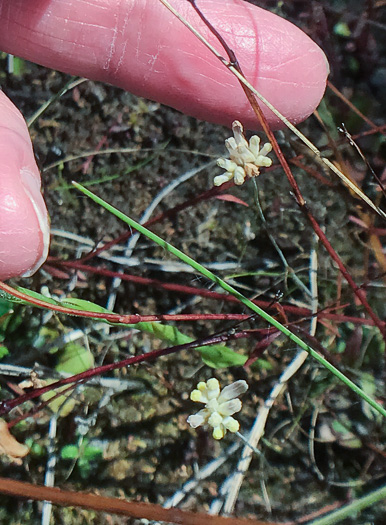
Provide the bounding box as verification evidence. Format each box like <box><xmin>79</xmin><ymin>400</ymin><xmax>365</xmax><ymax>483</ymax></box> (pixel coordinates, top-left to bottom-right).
<box><xmin>0</xmin><ymin>1</ymin><xmax>385</xmax><ymax>524</ymax></box>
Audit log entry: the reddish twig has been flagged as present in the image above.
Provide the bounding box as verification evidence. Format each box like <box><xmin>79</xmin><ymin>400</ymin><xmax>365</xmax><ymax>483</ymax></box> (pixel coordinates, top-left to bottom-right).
<box><xmin>7</xmin><ymin>380</ymin><xmax>87</xmax><ymax>429</ymax></box>
<box><xmin>0</xmin><ymin>476</ymin><xmax>279</xmax><ymax>525</ymax></box>
<box><xmin>289</xmin><ymin>157</ymin><xmax>335</xmax><ymax>187</ymax></box>
<box><xmin>0</xmin><ymin>330</ymin><xmax>252</xmax><ymax>416</ymax></box>
<box><xmin>46</xmin><ymin>260</ymin><xmax>385</xmax><ymax>328</ymax></box>
<box><xmin>0</xmin><ymin>280</ymin><xmax>247</xmax><ymax>324</ymax></box>
<box><xmin>328</xmin><ymin>81</ymin><xmax>386</xmax><ymax>134</ymax></box>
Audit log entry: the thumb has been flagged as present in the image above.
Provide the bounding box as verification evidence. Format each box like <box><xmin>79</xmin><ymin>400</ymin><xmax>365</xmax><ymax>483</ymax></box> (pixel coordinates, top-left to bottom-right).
<box><xmin>0</xmin><ymin>92</ymin><xmax>49</xmax><ymax>280</ymax></box>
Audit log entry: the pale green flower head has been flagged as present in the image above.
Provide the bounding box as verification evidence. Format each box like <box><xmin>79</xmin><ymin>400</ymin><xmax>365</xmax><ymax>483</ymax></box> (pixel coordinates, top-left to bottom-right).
<box><xmin>187</xmin><ymin>378</ymin><xmax>248</xmax><ymax>440</ymax></box>
<box><xmin>214</xmin><ymin>120</ymin><xmax>272</xmax><ymax>186</ymax></box>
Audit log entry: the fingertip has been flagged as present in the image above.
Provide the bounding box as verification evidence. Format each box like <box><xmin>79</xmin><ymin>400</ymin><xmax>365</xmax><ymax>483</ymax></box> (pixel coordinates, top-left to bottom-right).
<box><xmin>113</xmin><ymin>0</ymin><xmax>329</xmax><ymax>130</ymax></box>
<box><xmin>0</xmin><ymin>0</ymin><xmax>329</xmax><ymax>131</ymax></box>
<box><xmin>243</xmin><ymin>6</ymin><xmax>330</xmax><ymax>129</ymax></box>
<box><xmin>18</xmin><ymin>167</ymin><xmax>50</xmax><ymax>277</ymax></box>
<box><xmin>0</xmin><ymin>92</ymin><xmax>49</xmax><ymax>281</ymax></box>
<box><xmin>169</xmin><ymin>0</ymin><xmax>330</xmax><ymax>130</ymax></box>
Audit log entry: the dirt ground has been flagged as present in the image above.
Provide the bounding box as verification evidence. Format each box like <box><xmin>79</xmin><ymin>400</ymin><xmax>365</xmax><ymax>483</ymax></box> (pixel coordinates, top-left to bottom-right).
<box><xmin>0</xmin><ymin>1</ymin><xmax>385</xmax><ymax>523</ymax></box>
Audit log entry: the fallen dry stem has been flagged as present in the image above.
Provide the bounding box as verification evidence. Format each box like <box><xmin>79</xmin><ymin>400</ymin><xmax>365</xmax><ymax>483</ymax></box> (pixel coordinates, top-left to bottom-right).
<box><xmin>0</xmin><ymin>476</ymin><xmax>279</xmax><ymax>525</ymax></box>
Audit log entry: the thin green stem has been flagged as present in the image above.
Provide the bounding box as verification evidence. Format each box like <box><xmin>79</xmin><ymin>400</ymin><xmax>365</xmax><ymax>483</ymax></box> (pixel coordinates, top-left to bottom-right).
<box><xmin>73</xmin><ymin>182</ymin><xmax>386</xmax><ymax>419</ymax></box>
<box><xmin>307</xmin><ymin>484</ymin><xmax>386</xmax><ymax>525</ymax></box>
<box><xmin>27</xmin><ymin>77</ymin><xmax>86</xmax><ymax>128</ymax></box>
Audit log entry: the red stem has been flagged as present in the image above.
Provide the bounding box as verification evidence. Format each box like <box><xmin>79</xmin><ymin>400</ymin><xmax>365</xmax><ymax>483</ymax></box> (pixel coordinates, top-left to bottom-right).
<box><xmin>0</xmin><ymin>280</ymin><xmax>246</xmax><ymax>324</ymax></box>
<box><xmin>47</xmin><ymin>259</ymin><xmax>385</xmax><ymax>329</ymax></box>
<box><xmin>0</xmin><ymin>330</ymin><xmax>249</xmax><ymax>416</ymax></box>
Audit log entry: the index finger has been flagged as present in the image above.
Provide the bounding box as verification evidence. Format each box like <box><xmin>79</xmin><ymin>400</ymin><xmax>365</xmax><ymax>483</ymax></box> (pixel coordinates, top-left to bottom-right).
<box><xmin>0</xmin><ymin>0</ymin><xmax>329</xmax><ymax>129</ymax></box>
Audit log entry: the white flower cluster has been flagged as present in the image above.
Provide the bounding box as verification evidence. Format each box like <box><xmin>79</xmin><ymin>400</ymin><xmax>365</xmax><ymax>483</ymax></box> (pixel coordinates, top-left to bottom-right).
<box><xmin>214</xmin><ymin>120</ymin><xmax>273</xmax><ymax>186</ymax></box>
<box><xmin>187</xmin><ymin>378</ymin><xmax>248</xmax><ymax>440</ymax></box>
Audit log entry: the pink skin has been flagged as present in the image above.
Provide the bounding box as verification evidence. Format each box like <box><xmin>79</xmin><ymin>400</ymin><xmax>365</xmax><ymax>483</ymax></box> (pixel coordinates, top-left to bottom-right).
<box><xmin>0</xmin><ymin>93</ymin><xmax>50</xmax><ymax>280</ymax></box>
<box><xmin>0</xmin><ymin>0</ymin><xmax>329</xmax><ymax>280</ymax></box>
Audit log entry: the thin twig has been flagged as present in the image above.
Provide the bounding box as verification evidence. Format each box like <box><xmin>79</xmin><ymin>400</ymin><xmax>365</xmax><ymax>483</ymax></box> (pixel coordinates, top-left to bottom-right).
<box><xmin>328</xmin><ymin>81</ymin><xmax>384</xmax><ymax>133</ymax></box>
<box><xmin>0</xmin><ymin>329</ymin><xmax>254</xmax><ymax>416</ymax></box>
<box><xmin>50</xmin><ymin>259</ymin><xmax>384</xmax><ymax>328</ymax></box>
<box><xmin>0</xmin><ymin>279</ymin><xmax>251</xmax><ymax>324</ymax></box>
<box><xmin>0</xmin><ymin>363</ymin><xmax>143</xmax><ymax>392</ymax></box>
<box><xmin>27</xmin><ymin>77</ymin><xmax>87</xmax><ymax>128</ymax></box>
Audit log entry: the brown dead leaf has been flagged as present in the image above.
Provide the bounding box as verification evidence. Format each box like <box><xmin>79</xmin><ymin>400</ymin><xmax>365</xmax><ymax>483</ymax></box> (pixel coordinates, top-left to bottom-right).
<box><xmin>0</xmin><ymin>419</ymin><xmax>29</xmax><ymax>464</ymax></box>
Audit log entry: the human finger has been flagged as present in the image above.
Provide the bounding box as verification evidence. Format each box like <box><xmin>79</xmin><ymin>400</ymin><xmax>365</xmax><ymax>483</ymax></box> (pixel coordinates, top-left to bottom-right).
<box><xmin>0</xmin><ymin>92</ymin><xmax>50</xmax><ymax>280</ymax></box>
<box><xmin>0</xmin><ymin>0</ymin><xmax>329</xmax><ymax>129</ymax></box>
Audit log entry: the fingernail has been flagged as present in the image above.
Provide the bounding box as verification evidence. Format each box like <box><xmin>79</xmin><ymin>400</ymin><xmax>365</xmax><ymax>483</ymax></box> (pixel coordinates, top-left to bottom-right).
<box><xmin>20</xmin><ymin>167</ymin><xmax>50</xmax><ymax>276</ymax></box>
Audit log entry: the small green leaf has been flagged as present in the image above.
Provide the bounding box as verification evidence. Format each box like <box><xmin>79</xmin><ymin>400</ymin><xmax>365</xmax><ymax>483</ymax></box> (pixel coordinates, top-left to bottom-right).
<box><xmin>199</xmin><ymin>345</ymin><xmax>246</xmax><ymax>368</ymax></box>
<box><xmin>333</xmin><ymin>22</ymin><xmax>351</xmax><ymax>38</ymax></box>
<box><xmin>131</xmin><ymin>321</ymin><xmax>246</xmax><ymax>368</ymax></box>
<box><xmin>83</xmin><ymin>445</ymin><xmax>103</xmax><ymax>461</ymax></box>
<box><xmin>0</xmin><ymin>298</ymin><xmax>12</xmax><ymax>317</ymax></box>
<box><xmin>41</xmin><ymin>383</ymin><xmax>77</xmax><ymax>417</ymax></box>
<box><xmin>250</xmin><ymin>358</ymin><xmax>274</xmax><ymax>371</ymax></box>
<box><xmin>331</xmin><ymin>418</ymin><xmax>362</xmax><ymax>449</ymax></box>
<box><xmin>60</xmin><ymin>444</ymin><xmax>79</xmax><ymax>460</ymax></box>
<box><xmin>9</xmin><ymin>56</ymin><xmax>27</xmax><ymax>77</ymax></box>
<box><xmin>359</xmin><ymin>373</ymin><xmax>383</xmax><ymax>424</ymax></box>
<box><xmin>56</xmin><ymin>343</ymin><xmax>94</xmax><ymax>375</ymax></box>
<box><xmin>0</xmin><ymin>298</ymin><xmax>15</xmax><ymax>334</ymax></box>
<box><xmin>60</xmin><ymin>298</ymin><xmax>109</xmax><ymax>313</ymax></box>
<box><xmin>0</xmin><ymin>346</ymin><xmax>9</xmax><ymax>360</ymax></box>
<box><xmin>25</xmin><ymin>439</ymin><xmax>44</xmax><ymax>457</ymax></box>
<box><xmin>14</xmin><ymin>287</ymin><xmax>60</xmax><ymax>306</ymax></box>
<box><xmin>332</xmin><ymin>420</ymin><xmax>350</xmax><ymax>435</ymax></box>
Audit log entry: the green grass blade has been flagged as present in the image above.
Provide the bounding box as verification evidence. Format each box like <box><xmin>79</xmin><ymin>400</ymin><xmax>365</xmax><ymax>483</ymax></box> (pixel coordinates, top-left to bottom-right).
<box><xmin>73</xmin><ymin>181</ymin><xmax>386</xmax><ymax>419</ymax></box>
<box><xmin>307</xmin><ymin>484</ymin><xmax>386</xmax><ymax>525</ymax></box>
